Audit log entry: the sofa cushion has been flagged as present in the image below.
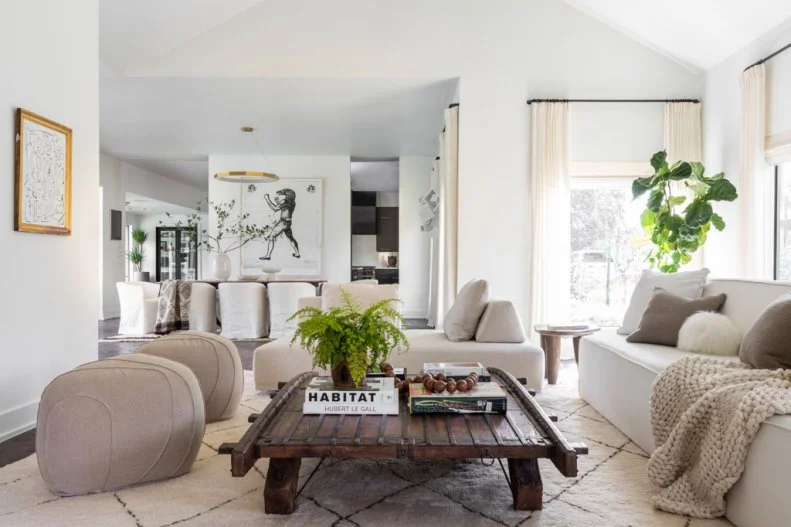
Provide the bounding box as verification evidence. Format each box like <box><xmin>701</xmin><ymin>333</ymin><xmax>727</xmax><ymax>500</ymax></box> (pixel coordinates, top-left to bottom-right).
<box><xmin>626</xmin><ymin>291</ymin><xmax>726</xmax><ymax>347</ymax></box>
<box><xmin>619</xmin><ymin>269</ymin><xmax>709</xmax><ymax>335</ymax></box>
<box><xmin>444</xmin><ymin>279</ymin><xmax>489</xmax><ymax>341</ymax></box>
<box><xmin>321</xmin><ymin>283</ymin><xmax>400</xmax><ymax>311</ymax></box>
<box><xmin>740</xmin><ymin>293</ymin><xmax>791</xmax><ymax>369</ymax></box>
<box><xmin>475</xmin><ymin>300</ymin><xmax>526</xmax><ymax>343</ymax></box>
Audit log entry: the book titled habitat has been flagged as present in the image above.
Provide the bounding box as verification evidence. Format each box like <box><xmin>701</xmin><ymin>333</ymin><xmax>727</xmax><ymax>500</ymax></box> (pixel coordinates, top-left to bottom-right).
<box><xmin>303</xmin><ymin>376</ymin><xmax>399</xmax><ymax>415</ymax></box>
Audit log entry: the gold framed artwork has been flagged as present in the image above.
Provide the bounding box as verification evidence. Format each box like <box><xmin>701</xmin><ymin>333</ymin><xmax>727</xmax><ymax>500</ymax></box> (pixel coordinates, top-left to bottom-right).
<box><xmin>14</xmin><ymin>108</ymin><xmax>72</xmax><ymax>235</ymax></box>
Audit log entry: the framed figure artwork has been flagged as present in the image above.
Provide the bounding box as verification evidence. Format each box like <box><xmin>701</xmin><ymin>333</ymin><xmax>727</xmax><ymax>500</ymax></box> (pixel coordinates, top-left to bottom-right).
<box><xmin>14</xmin><ymin>109</ymin><xmax>72</xmax><ymax>235</ymax></box>
<box><xmin>240</xmin><ymin>179</ymin><xmax>323</xmax><ymax>276</ymax></box>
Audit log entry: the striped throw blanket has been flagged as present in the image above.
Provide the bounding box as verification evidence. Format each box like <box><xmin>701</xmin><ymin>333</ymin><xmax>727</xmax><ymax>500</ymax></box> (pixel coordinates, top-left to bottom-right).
<box><xmin>154</xmin><ymin>280</ymin><xmax>192</xmax><ymax>334</ymax></box>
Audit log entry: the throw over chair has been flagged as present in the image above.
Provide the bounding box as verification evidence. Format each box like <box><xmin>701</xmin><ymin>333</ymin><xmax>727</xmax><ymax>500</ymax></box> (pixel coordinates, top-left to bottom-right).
<box><xmin>267</xmin><ymin>282</ymin><xmax>317</xmax><ymax>337</ymax></box>
<box><xmin>117</xmin><ymin>281</ymin><xmax>160</xmax><ymax>335</ymax></box>
<box><xmin>219</xmin><ymin>282</ymin><xmax>268</xmax><ymax>338</ymax></box>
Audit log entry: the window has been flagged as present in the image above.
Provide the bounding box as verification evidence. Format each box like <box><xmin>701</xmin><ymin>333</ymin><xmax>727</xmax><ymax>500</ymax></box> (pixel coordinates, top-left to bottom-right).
<box><xmin>775</xmin><ymin>163</ymin><xmax>791</xmax><ymax>280</ymax></box>
<box><xmin>569</xmin><ymin>176</ymin><xmax>651</xmax><ymax>326</ymax></box>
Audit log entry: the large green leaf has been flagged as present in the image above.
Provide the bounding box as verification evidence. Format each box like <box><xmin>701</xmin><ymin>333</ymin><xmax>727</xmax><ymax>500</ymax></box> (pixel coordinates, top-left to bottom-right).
<box><xmin>668</xmin><ymin>195</ymin><xmax>686</xmax><ymax>206</ymax></box>
<box><xmin>650</xmin><ymin>151</ymin><xmax>668</xmax><ymax>171</ymax></box>
<box><xmin>668</xmin><ymin>162</ymin><xmax>692</xmax><ymax>181</ymax></box>
<box><xmin>705</xmin><ymin>172</ymin><xmax>725</xmax><ymax>182</ymax></box>
<box><xmin>711</xmin><ymin>213</ymin><xmax>726</xmax><ymax>231</ymax></box>
<box><xmin>685</xmin><ymin>200</ymin><xmax>713</xmax><ymax>227</ymax></box>
<box><xmin>707</xmin><ymin>178</ymin><xmax>738</xmax><ymax>201</ymax></box>
<box><xmin>690</xmin><ymin>162</ymin><xmax>705</xmax><ymax>178</ymax></box>
<box><xmin>632</xmin><ymin>176</ymin><xmax>654</xmax><ymax>199</ymax></box>
<box><xmin>647</xmin><ymin>189</ymin><xmax>664</xmax><ymax>212</ymax></box>
<box><xmin>640</xmin><ymin>209</ymin><xmax>655</xmax><ymax>229</ymax></box>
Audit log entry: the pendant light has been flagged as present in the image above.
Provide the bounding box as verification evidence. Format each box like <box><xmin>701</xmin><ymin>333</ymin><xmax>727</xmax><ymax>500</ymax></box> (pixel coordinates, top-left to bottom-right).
<box><xmin>213</xmin><ymin>127</ymin><xmax>280</xmax><ymax>183</ymax></box>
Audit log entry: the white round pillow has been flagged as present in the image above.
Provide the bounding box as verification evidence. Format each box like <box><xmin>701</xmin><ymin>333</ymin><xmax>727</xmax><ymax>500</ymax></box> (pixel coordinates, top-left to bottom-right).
<box><xmin>677</xmin><ymin>312</ymin><xmax>742</xmax><ymax>356</ymax></box>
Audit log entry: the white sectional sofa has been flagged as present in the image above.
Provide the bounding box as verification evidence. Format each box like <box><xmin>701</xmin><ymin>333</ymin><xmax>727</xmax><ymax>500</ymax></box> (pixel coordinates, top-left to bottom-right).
<box><xmin>579</xmin><ymin>279</ymin><xmax>791</xmax><ymax>527</ymax></box>
<box><xmin>253</xmin><ymin>296</ymin><xmax>545</xmax><ymax>392</ymax></box>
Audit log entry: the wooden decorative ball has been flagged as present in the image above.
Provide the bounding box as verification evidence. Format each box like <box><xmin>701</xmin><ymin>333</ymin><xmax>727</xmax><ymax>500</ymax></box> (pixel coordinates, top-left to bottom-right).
<box><xmin>424</xmin><ymin>378</ymin><xmax>435</xmax><ymax>390</ymax></box>
<box><xmin>385</xmin><ymin>369</ymin><xmax>395</xmax><ymax>377</ymax></box>
<box><xmin>446</xmin><ymin>380</ymin><xmax>457</xmax><ymax>394</ymax></box>
<box><xmin>434</xmin><ymin>380</ymin><xmax>447</xmax><ymax>393</ymax></box>
<box><xmin>405</xmin><ymin>377</ymin><xmax>414</xmax><ymax>385</ymax></box>
<box><xmin>466</xmin><ymin>377</ymin><xmax>476</xmax><ymax>390</ymax></box>
<box><xmin>381</xmin><ymin>362</ymin><xmax>392</xmax><ymax>371</ymax></box>
<box><xmin>435</xmin><ymin>373</ymin><xmax>446</xmax><ymax>381</ymax></box>
<box><xmin>456</xmin><ymin>380</ymin><xmax>468</xmax><ymax>392</ymax></box>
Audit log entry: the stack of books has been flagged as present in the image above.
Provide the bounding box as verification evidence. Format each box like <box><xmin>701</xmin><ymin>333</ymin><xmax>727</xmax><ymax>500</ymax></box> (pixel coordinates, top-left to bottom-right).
<box><xmin>302</xmin><ymin>376</ymin><xmax>399</xmax><ymax>415</ymax></box>
<box><xmin>423</xmin><ymin>361</ymin><xmax>491</xmax><ymax>382</ymax></box>
<box><xmin>408</xmin><ymin>382</ymin><xmax>507</xmax><ymax>414</ymax></box>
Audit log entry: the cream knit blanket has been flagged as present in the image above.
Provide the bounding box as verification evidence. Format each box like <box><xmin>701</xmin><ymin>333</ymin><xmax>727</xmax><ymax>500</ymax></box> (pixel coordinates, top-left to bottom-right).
<box><xmin>648</xmin><ymin>356</ymin><xmax>791</xmax><ymax>518</ymax></box>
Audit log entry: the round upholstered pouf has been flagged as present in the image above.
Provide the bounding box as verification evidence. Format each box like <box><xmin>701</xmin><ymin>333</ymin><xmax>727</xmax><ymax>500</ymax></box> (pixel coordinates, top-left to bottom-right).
<box><xmin>36</xmin><ymin>354</ymin><xmax>205</xmax><ymax>496</ymax></box>
<box><xmin>137</xmin><ymin>331</ymin><xmax>243</xmax><ymax>422</ymax></box>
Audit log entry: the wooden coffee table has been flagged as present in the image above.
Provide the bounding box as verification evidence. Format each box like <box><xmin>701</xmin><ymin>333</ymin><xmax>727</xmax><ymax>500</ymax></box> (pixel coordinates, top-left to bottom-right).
<box><xmin>223</xmin><ymin>368</ymin><xmax>587</xmax><ymax>515</ymax></box>
<box><xmin>534</xmin><ymin>325</ymin><xmax>600</xmax><ymax>384</ymax></box>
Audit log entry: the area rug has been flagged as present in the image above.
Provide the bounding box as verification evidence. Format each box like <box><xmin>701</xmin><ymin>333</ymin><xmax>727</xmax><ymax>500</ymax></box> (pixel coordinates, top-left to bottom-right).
<box><xmin>0</xmin><ymin>369</ymin><xmax>735</xmax><ymax>527</ymax></box>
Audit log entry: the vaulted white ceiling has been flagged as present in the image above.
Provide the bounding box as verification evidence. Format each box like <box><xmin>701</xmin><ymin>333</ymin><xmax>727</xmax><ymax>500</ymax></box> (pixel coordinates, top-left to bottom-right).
<box><xmin>562</xmin><ymin>0</ymin><xmax>791</xmax><ymax>71</ymax></box>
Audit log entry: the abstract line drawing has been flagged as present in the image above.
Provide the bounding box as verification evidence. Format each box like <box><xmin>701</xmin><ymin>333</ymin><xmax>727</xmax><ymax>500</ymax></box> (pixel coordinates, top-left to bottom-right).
<box><xmin>15</xmin><ymin>109</ymin><xmax>72</xmax><ymax>235</ymax></box>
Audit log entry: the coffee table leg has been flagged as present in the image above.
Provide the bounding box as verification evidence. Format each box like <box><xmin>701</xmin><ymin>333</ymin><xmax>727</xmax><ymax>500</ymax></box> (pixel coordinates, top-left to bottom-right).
<box><xmin>508</xmin><ymin>458</ymin><xmax>543</xmax><ymax>510</ymax></box>
<box><xmin>540</xmin><ymin>335</ymin><xmax>561</xmax><ymax>385</ymax></box>
<box><xmin>264</xmin><ymin>457</ymin><xmax>302</xmax><ymax>514</ymax></box>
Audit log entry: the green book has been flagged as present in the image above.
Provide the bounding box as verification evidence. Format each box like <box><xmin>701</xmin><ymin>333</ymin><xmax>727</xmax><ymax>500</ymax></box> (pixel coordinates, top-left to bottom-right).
<box><xmin>408</xmin><ymin>382</ymin><xmax>507</xmax><ymax>414</ymax></box>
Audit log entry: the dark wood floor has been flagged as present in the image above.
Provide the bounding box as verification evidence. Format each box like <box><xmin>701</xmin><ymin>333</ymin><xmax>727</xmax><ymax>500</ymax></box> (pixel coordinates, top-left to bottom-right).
<box><xmin>0</xmin><ymin>317</ymin><xmax>430</xmax><ymax>468</ymax></box>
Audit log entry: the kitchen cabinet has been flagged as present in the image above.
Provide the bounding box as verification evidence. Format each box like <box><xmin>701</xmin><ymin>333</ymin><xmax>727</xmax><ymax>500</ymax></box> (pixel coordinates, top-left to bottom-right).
<box><xmin>375</xmin><ymin>268</ymin><xmax>399</xmax><ymax>284</ymax></box>
<box><xmin>376</xmin><ymin>207</ymin><xmax>399</xmax><ymax>252</ymax></box>
<box><xmin>351</xmin><ymin>206</ymin><xmax>376</xmax><ymax>234</ymax></box>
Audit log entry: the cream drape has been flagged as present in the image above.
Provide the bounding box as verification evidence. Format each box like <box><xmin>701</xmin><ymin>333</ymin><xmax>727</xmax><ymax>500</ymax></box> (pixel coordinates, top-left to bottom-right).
<box><xmin>440</xmin><ymin>106</ymin><xmax>459</xmax><ymax>323</ymax></box>
<box><xmin>664</xmin><ymin>102</ymin><xmax>702</xmax><ymax>163</ymax></box>
<box><xmin>527</xmin><ymin>102</ymin><xmax>570</xmax><ymax>333</ymax></box>
<box><xmin>426</xmin><ymin>157</ymin><xmax>441</xmax><ymax>328</ymax></box>
<box><xmin>740</xmin><ymin>65</ymin><xmax>773</xmax><ymax>279</ymax></box>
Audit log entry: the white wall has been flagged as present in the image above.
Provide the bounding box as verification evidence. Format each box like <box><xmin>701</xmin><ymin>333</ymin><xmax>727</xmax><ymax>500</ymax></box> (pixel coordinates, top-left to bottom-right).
<box><xmin>570</xmin><ymin>103</ymin><xmax>664</xmax><ymax>162</ymax></box>
<box><xmin>0</xmin><ymin>0</ymin><xmax>99</xmax><ymax>441</ymax></box>
<box><xmin>352</xmin><ymin>235</ymin><xmax>379</xmax><ymax>267</ymax></box>
<box><xmin>399</xmin><ymin>157</ymin><xmax>434</xmax><ymax>318</ymax></box>
<box><xmin>100</xmin><ymin>154</ymin><xmax>125</xmax><ymax>319</ymax></box>
<box><xmin>703</xmin><ymin>18</ymin><xmax>791</xmax><ymax>277</ymax></box>
<box><xmin>132</xmin><ymin>0</ymin><xmax>703</xmax><ymax>320</ymax></box>
<box><xmin>98</xmin><ymin>154</ymin><xmax>207</xmax><ymax>317</ymax></box>
<box><xmin>208</xmin><ymin>155</ymin><xmax>351</xmax><ymax>281</ymax></box>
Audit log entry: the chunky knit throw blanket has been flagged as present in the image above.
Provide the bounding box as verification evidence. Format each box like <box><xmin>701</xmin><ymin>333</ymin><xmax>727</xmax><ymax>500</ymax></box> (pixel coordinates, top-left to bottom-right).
<box><xmin>648</xmin><ymin>356</ymin><xmax>791</xmax><ymax>518</ymax></box>
<box><xmin>154</xmin><ymin>280</ymin><xmax>191</xmax><ymax>334</ymax></box>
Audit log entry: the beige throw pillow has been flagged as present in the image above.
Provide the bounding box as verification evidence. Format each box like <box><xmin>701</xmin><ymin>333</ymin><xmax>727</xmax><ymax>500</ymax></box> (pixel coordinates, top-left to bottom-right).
<box><xmin>740</xmin><ymin>293</ymin><xmax>791</xmax><ymax>369</ymax></box>
<box><xmin>626</xmin><ymin>290</ymin><xmax>727</xmax><ymax>347</ymax></box>
<box><xmin>475</xmin><ymin>300</ymin><xmax>526</xmax><ymax>343</ymax></box>
<box><xmin>444</xmin><ymin>279</ymin><xmax>489</xmax><ymax>342</ymax></box>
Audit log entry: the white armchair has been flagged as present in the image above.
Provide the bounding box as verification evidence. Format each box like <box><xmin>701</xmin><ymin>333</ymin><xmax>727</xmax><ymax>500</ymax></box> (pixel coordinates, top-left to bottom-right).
<box><xmin>218</xmin><ymin>283</ymin><xmax>268</xmax><ymax>338</ymax></box>
<box><xmin>267</xmin><ymin>282</ymin><xmax>317</xmax><ymax>338</ymax></box>
<box><xmin>189</xmin><ymin>282</ymin><xmax>217</xmax><ymax>333</ymax></box>
<box><xmin>117</xmin><ymin>282</ymin><xmax>160</xmax><ymax>335</ymax></box>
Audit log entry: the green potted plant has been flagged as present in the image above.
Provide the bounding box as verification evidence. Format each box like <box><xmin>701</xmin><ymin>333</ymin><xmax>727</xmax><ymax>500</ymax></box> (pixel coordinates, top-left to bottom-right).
<box><xmin>632</xmin><ymin>150</ymin><xmax>738</xmax><ymax>273</ymax></box>
<box><xmin>127</xmin><ymin>228</ymin><xmax>149</xmax><ymax>282</ymax></box>
<box><xmin>289</xmin><ymin>290</ymin><xmax>408</xmax><ymax>388</ymax></box>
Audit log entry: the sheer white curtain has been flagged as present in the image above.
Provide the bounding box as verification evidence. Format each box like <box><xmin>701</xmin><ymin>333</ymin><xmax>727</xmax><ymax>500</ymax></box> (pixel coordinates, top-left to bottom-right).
<box><xmin>664</xmin><ymin>102</ymin><xmax>702</xmax><ymax>163</ymax></box>
<box><xmin>434</xmin><ymin>132</ymin><xmax>447</xmax><ymax>328</ymax></box>
<box><xmin>427</xmin><ymin>157</ymin><xmax>441</xmax><ymax>328</ymax></box>
<box><xmin>441</xmin><ymin>106</ymin><xmax>459</xmax><ymax>323</ymax></box>
<box><xmin>527</xmin><ymin>102</ymin><xmax>570</xmax><ymax>333</ymax></box>
<box><xmin>740</xmin><ymin>65</ymin><xmax>773</xmax><ymax>279</ymax></box>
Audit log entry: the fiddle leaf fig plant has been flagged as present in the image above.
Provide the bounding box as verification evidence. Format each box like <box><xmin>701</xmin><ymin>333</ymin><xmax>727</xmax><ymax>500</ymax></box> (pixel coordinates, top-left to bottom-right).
<box><xmin>632</xmin><ymin>150</ymin><xmax>738</xmax><ymax>273</ymax></box>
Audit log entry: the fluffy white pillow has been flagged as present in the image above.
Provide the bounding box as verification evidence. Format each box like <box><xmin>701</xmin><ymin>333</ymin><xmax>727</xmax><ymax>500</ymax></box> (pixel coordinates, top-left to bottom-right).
<box><xmin>444</xmin><ymin>279</ymin><xmax>490</xmax><ymax>341</ymax></box>
<box><xmin>677</xmin><ymin>312</ymin><xmax>742</xmax><ymax>356</ymax></box>
<box><xmin>618</xmin><ymin>269</ymin><xmax>709</xmax><ymax>335</ymax></box>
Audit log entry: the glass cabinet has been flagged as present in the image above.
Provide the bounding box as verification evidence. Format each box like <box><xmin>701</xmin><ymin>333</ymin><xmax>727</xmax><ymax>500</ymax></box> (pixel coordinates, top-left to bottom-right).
<box><xmin>155</xmin><ymin>227</ymin><xmax>198</xmax><ymax>282</ymax></box>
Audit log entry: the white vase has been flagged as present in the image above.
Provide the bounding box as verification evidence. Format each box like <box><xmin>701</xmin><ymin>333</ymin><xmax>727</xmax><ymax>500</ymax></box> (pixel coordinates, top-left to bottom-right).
<box><xmin>209</xmin><ymin>253</ymin><xmax>232</xmax><ymax>281</ymax></box>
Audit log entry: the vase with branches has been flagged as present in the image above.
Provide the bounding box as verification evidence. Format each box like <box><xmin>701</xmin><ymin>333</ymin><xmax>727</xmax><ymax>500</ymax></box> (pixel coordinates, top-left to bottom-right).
<box><xmin>163</xmin><ymin>199</ymin><xmax>270</xmax><ymax>281</ymax></box>
<box><xmin>126</xmin><ymin>228</ymin><xmax>149</xmax><ymax>282</ymax></box>
<box><xmin>289</xmin><ymin>290</ymin><xmax>408</xmax><ymax>388</ymax></box>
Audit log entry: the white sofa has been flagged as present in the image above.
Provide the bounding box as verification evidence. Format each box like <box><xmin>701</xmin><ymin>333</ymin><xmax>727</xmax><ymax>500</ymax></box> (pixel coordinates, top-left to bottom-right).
<box><xmin>253</xmin><ymin>295</ymin><xmax>545</xmax><ymax>391</ymax></box>
<box><xmin>578</xmin><ymin>279</ymin><xmax>791</xmax><ymax>527</ymax></box>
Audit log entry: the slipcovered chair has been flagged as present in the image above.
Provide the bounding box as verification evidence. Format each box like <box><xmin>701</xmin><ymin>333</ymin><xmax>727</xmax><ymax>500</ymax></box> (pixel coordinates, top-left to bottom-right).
<box><xmin>267</xmin><ymin>282</ymin><xmax>317</xmax><ymax>338</ymax></box>
<box><xmin>117</xmin><ymin>281</ymin><xmax>160</xmax><ymax>335</ymax></box>
<box><xmin>137</xmin><ymin>331</ymin><xmax>243</xmax><ymax>422</ymax></box>
<box><xmin>189</xmin><ymin>281</ymin><xmax>218</xmax><ymax>333</ymax></box>
<box><xmin>218</xmin><ymin>282</ymin><xmax>268</xmax><ymax>338</ymax></box>
<box><xmin>36</xmin><ymin>354</ymin><xmax>204</xmax><ymax>496</ymax></box>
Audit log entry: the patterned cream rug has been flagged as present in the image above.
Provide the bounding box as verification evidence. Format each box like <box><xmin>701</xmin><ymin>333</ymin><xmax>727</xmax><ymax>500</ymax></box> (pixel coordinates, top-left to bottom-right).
<box><xmin>0</xmin><ymin>368</ymin><xmax>735</xmax><ymax>527</ymax></box>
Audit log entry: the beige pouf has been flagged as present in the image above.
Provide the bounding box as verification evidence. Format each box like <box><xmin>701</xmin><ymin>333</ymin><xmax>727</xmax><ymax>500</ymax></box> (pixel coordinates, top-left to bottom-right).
<box><xmin>138</xmin><ymin>331</ymin><xmax>243</xmax><ymax>422</ymax></box>
<box><xmin>36</xmin><ymin>354</ymin><xmax>205</xmax><ymax>496</ymax></box>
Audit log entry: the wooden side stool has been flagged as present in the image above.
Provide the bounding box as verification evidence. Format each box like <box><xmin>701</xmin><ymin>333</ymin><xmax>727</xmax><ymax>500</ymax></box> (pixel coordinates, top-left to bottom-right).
<box><xmin>533</xmin><ymin>325</ymin><xmax>600</xmax><ymax>384</ymax></box>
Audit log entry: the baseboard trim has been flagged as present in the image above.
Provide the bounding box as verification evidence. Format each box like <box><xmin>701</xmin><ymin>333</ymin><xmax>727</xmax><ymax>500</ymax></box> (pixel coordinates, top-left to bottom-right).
<box><xmin>0</xmin><ymin>400</ymin><xmax>38</xmax><ymax>443</ymax></box>
<box><xmin>402</xmin><ymin>310</ymin><xmax>428</xmax><ymax>319</ymax></box>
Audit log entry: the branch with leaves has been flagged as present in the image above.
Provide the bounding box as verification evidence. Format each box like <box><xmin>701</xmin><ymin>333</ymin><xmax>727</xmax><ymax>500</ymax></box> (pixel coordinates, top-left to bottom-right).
<box><xmin>161</xmin><ymin>199</ymin><xmax>271</xmax><ymax>254</ymax></box>
<box><xmin>288</xmin><ymin>290</ymin><xmax>409</xmax><ymax>387</ymax></box>
<box><xmin>632</xmin><ymin>150</ymin><xmax>738</xmax><ymax>273</ymax></box>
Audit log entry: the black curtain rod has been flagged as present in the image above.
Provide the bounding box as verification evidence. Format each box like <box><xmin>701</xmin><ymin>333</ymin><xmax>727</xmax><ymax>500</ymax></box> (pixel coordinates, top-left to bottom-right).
<box><xmin>527</xmin><ymin>98</ymin><xmax>700</xmax><ymax>105</ymax></box>
<box><xmin>745</xmin><ymin>41</ymin><xmax>791</xmax><ymax>72</ymax></box>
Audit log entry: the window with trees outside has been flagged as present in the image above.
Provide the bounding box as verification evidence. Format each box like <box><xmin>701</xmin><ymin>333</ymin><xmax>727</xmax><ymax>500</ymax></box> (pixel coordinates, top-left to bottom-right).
<box><xmin>775</xmin><ymin>163</ymin><xmax>791</xmax><ymax>280</ymax></box>
<box><xmin>570</xmin><ymin>174</ymin><xmax>651</xmax><ymax>326</ymax></box>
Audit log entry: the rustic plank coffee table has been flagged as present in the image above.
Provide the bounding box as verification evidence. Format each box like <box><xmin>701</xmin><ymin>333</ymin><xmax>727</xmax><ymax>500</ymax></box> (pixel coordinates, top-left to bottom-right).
<box><xmin>224</xmin><ymin>367</ymin><xmax>587</xmax><ymax>514</ymax></box>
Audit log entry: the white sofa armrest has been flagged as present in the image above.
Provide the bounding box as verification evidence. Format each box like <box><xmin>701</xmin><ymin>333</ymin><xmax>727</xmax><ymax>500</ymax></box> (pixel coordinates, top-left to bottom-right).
<box><xmin>298</xmin><ymin>296</ymin><xmax>322</xmax><ymax>310</ymax></box>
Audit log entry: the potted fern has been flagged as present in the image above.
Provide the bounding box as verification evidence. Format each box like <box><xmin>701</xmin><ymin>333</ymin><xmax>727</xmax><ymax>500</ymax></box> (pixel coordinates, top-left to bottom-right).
<box><xmin>127</xmin><ymin>228</ymin><xmax>149</xmax><ymax>282</ymax></box>
<box><xmin>289</xmin><ymin>290</ymin><xmax>408</xmax><ymax>388</ymax></box>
